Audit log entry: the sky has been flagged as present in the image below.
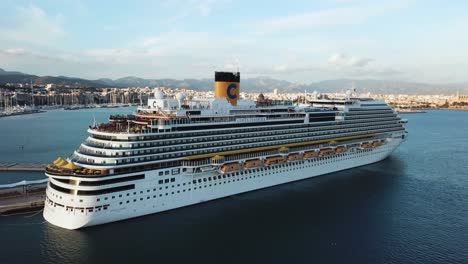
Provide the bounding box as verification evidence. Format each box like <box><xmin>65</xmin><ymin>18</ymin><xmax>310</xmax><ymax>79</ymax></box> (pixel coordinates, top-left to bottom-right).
<box><xmin>0</xmin><ymin>0</ymin><xmax>467</xmax><ymax>84</ymax></box>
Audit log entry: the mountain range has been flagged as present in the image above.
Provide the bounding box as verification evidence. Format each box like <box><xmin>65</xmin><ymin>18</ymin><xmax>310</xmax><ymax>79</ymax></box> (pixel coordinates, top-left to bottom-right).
<box><xmin>0</xmin><ymin>68</ymin><xmax>466</xmax><ymax>95</ymax></box>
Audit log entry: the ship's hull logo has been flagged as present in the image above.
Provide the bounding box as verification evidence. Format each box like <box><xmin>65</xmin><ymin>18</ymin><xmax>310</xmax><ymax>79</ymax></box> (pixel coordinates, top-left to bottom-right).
<box><xmin>227</xmin><ymin>83</ymin><xmax>237</xmax><ymax>99</ymax></box>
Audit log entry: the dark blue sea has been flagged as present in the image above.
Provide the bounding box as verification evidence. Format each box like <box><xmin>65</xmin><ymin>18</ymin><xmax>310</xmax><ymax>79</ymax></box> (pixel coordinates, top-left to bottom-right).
<box><xmin>0</xmin><ymin>109</ymin><xmax>467</xmax><ymax>264</ymax></box>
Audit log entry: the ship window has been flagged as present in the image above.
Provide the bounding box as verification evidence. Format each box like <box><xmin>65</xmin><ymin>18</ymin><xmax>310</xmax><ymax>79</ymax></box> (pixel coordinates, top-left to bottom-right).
<box><xmin>171</xmin><ymin>178</ymin><xmax>175</xmax><ymax>182</ymax></box>
<box><xmin>159</xmin><ymin>171</ymin><xmax>163</xmax><ymax>176</ymax></box>
<box><xmin>165</xmin><ymin>179</ymin><xmax>169</xmax><ymax>183</ymax></box>
<box><xmin>159</xmin><ymin>180</ymin><xmax>163</xmax><ymax>184</ymax></box>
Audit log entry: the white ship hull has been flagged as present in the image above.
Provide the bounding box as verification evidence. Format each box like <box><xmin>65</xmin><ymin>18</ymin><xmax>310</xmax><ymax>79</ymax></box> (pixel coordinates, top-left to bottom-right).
<box><xmin>44</xmin><ymin>137</ymin><xmax>403</xmax><ymax>230</ymax></box>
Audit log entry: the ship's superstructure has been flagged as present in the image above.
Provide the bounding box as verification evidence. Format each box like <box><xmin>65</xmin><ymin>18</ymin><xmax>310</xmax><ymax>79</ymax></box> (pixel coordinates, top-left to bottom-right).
<box><xmin>43</xmin><ymin>72</ymin><xmax>407</xmax><ymax>229</ymax></box>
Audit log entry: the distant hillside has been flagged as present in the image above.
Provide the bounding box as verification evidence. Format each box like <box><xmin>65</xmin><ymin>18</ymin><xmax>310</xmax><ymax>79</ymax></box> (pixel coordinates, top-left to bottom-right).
<box><xmin>0</xmin><ymin>68</ymin><xmax>467</xmax><ymax>94</ymax></box>
<box><xmin>0</xmin><ymin>68</ymin><xmax>107</xmax><ymax>88</ymax></box>
<box><xmin>296</xmin><ymin>79</ymin><xmax>468</xmax><ymax>95</ymax></box>
<box><xmin>0</xmin><ymin>68</ymin><xmax>26</xmax><ymax>75</ymax></box>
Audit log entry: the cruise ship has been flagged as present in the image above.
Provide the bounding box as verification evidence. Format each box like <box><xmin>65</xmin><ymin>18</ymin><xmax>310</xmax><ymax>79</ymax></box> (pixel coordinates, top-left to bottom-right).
<box><xmin>43</xmin><ymin>72</ymin><xmax>408</xmax><ymax>229</ymax></box>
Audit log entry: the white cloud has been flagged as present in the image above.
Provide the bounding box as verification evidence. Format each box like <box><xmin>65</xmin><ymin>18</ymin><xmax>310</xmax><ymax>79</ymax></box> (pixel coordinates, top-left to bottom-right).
<box><xmin>252</xmin><ymin>0</ymin><xmax>411</xmax><ymax>33</ymax></box>
<box><xmin>1</xmin><ymin>48</ymin><xmax>28</xmax><ymax>56</ymax></box>
<box><xmin>0</xmin><ymin>5</ymin><xmax>65</xmax><ymax>45</ymax></box>
<box><xmin>328</xmin><ymin>53</ymin><xmax>373</xmax><ymax>67</ymax></box>
<box><xmin>327</xmin><ymin>52</ymin><xmax>402</xmax><ymax>78</ymax></box>
<box><xmin>0</xmin><ymin>47</ymin><xmax>78</xmax><ymax>62</ymax></box>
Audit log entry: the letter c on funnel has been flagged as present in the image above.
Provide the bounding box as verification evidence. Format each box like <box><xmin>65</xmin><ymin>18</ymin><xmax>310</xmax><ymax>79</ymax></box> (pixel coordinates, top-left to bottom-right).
<box><xmin>227</xmin><ymin>84</ymin><xmax>237</xmax><ymax>99</ymax></box>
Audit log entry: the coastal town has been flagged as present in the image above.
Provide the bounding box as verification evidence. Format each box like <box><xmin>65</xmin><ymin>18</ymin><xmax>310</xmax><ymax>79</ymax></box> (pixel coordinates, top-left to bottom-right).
<box><xmin>1</xmin><ymin>81</ymin><xmax>468</xmax><ymax>117</ymax></box>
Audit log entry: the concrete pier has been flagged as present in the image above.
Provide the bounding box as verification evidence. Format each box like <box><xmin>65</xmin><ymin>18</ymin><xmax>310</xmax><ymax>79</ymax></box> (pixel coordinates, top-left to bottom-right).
<box><xmin>0</xmin><ymin>180</ymin><xmax>47</xmax><ymax>214</ymax></box>
<box><xmin>0</xmin><ymin>163</ymin><xmax>47</xmax><ymax>172</ymax></box>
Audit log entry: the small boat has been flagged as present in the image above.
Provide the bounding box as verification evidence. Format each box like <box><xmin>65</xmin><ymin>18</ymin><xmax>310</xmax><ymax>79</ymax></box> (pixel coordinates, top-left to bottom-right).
<box><xmin>303</xmin><ymin>151</ymin><xmax>318</xmax><ymax>159</ymax></box>
<box><xmin>264</xmin><ymin>156</ymin><xmax>286</xmax><ymax>166</ymax></box>
<box><xmin>244</xmin><ymin>159</ymin><xmax>262</xmax><ymax>169</ymax></box>
<box><xmin>287</xmin><ymin>153</ymin><xmax>302</xmax><ymax>161</ymax></box>
<box><xmin>335</xmin><ymin>146</ymin><xmax>347</xmax><ymax>153</ymax></box>
<box><xmin>372</xmin><ymin>140</ymin><xmax>385</xmax><ymax>147</ymax></box>
<box><xmin>319</xmin><ymin>148</ymin><xmax>335</xmax><ymax>157</ymax></box>
<box><xmin>220</xmin><ymin>162</ymin><xmax>242</xmax><ymax>173</ymax></box>
<box><xmin>359</xmin><ymin>142</ymin><xmax>372</xmax><ymax>149</ymax></box>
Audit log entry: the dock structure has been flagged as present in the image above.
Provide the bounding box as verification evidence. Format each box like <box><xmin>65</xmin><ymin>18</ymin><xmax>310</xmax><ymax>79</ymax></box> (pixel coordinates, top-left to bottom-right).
<box><xmin>0</xmin><ymin>179</ymin><xmax>47</xmax><ymax>214</ymax></box>
<box><xmin>0</xmin><ymin>163</ymin><xmax>47</xmax><ymax>172</ymax></box>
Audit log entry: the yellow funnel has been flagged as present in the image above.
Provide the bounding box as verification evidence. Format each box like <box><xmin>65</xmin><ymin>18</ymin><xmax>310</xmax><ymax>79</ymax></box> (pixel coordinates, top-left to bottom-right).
<box><xmin>214</xmin><ymin>72</ymin><xmax>240</xmax><ymax>106</ymax></box>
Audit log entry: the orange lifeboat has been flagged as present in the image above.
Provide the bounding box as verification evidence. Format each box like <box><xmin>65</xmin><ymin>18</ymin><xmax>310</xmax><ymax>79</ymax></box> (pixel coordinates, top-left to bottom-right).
<box><xmin>303</xmin><ymin>151</ymin><xmax>318</xmax><ymax>159</ymax></box>
<box><xmin>319</xmin><ymin>148</ymin><xmax>335</xmax><ymax>157</ymax></box>
<box><xmin>335</xmin><ymin>146</ymin><xmax>347</xmax><ymax>153</ymax></box>
<box><xmin>287</xmin><ymin>153</ymin><xmax>302</xmax><ymax>161</ymax></box>
<box><xmin>360</xmin><ymin>142</ymin><xmax>372</xmax><ymax>149</ymax></box>
<box><xmin>244</xmin><ymin>159</ymin><xmax>262</xmax><ymax>169</ymax></box>
<box><xmin>264</xmin><ymin>156</ymin><xmax>286</xmax><ymax>166</ymax></box>
<box><xmin>220</xmin><ymin>163</ymin><xmax>242</xmax><ymax>173</ymax></box>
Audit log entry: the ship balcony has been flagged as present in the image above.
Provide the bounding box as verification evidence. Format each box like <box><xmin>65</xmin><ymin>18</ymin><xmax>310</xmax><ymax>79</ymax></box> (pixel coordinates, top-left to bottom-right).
<box><xmin>45</xmin><ymin>162</ymin><xmax>109</xmax><ymax>178</ymax></box>
<box><xmin>89</xmin><ymin>122</ymin><xmax>152</xmax><ymax>134</ymax></box>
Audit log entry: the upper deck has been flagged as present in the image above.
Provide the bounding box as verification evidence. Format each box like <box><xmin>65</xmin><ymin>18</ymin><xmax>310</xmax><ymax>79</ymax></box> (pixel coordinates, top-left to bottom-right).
<box><xmin>88</xmin><ymin>91</ymin><xmax>343</xmax><ymax>136</ymax></box>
